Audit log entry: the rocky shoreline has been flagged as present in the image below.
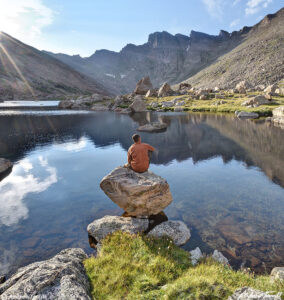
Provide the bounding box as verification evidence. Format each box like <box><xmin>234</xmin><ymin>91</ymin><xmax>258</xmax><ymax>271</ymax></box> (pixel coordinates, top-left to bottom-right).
<box><xmin>1</xmin><ymin>166</ymin><xmax>283</xmax><ymax>299</ymax></box>
<box><xmin>57</xmin><ymin>77</ymin><xmax>284</xmax><ymax>129</ymax></box>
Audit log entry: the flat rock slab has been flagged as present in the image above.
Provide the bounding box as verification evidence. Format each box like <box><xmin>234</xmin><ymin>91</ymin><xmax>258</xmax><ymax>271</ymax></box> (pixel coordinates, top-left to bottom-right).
<box><xmin>148</xmin><ymin>220</ymin><xmax>190</xmax><ymax>246</ymax></box>
<box><xmin>87</xmin><ymin>215</ymin><xmax>149</xmax><ymax>243</ymax></box>
<box><xmin>236</xmin><ymin>111</ymin><xmax>259</xmax><ymax>119</ymax></box>
<box><xmin>137</xmin><ymin>122</ymin><xmax>168</xmax><ymax>132</ymax></box>
<box><xmin>100</xmin><ymin>166</ymin><xmax>173</xmax><ymax>216</ymax></box>
<box><xmin>227</xmin><ymin>287</ymin><xmax>282</xmax><ymax>300</ymax></box>
<box><xmin>0</xmin><ymin>158</ymin><xmax>12</xmax><ymax>174</ymax></box>
<box><xmin>0</xmin><ymin>248</ymin><xmax>91</xmax><ymax>300</ymax></box>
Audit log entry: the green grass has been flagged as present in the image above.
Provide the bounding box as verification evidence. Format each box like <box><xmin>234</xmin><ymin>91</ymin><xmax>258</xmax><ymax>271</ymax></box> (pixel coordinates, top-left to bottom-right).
<box><xmin>84</xmin><ymin>232</ymin><xmax>284</xmax><ymax>300</ymax></box>
<box><xmin>146</xmin><ymin>93</ymin><xmax>284</xmax><ymax>117</ymax></box>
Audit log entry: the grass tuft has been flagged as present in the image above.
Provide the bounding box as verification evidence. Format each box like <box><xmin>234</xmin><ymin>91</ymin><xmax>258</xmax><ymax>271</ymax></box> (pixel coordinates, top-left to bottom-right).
<box><xmin>84</xmin><ymin>231</ymin><xmax>284</xmax><ymax>299</ymax></box>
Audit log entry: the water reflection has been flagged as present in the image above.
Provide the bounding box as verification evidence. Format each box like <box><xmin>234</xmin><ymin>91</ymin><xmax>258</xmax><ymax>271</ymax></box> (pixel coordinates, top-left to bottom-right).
<box><xmin>0</xmin><ymin>111</ymin><xmax>283</xmax><ymax>275</ymax></box>
<box><xmin>0</xmin><ymin>157</ymin><xmax>57</xmax><ymax>226</ymax></box>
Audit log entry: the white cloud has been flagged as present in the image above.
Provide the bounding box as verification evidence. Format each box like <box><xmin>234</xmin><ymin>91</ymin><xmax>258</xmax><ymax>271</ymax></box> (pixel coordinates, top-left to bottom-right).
<box><xmin>245</xmin><ymin>0</ymin><xmax>273</xmax><ymax>15</ymax></box>
<box><xmin>202</xmin><ymin>0</ymin><xmax>224</xmax><ymax>19</ymax></box>
<box><xmin>0</xmin><ymin>0</ymin><xmax>54</xmax><ymax>44</ymax></box>
<box><xmin>0</xmin><ymin>157</ymin><xmax>57</xmax><ymax>226</ymax></box>
<box><xmin>230</xmin><ymin>19</ymin><xmax>240</xmax><ymax>27</ymax></box>
<box><xmin>56</xmin><ymin>137</ymin><xmax>88</xmax><ymax>152</ymax></box>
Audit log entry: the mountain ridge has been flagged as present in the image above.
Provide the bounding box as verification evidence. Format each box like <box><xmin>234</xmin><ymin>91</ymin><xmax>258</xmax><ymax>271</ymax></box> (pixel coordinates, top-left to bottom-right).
<box><xmin>46</xmin><ymin>7</ymin><xmax>284</xmax><ymax>94</ymax></box>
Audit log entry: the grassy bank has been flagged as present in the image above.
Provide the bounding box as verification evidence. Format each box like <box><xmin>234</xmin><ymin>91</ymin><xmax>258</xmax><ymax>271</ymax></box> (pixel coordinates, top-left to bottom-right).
<box><xmin>84</xmin><ymin>232</ymin><xmax>283</xmax><ymax>299</ymax></box>
<box><xmin>146</xmin><ymin>92</ymin><xmax>284</xmax><ymax>116</ymax></box>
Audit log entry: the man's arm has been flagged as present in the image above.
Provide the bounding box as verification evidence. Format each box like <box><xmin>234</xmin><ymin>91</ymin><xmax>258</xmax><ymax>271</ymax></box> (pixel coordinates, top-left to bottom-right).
<box><xmin>127</xmin><ymin>150</ymin><xmax>132</xmax><ymax>164</ymax></box>
<box><xmin>145</xmin><ymin>144</ymin><xmax>155</xmax><ymax>152</ymax></box>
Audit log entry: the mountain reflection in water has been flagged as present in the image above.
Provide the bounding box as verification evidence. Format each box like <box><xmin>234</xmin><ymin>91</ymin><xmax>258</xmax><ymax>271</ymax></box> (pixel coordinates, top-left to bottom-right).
<box><xmin>0</xmin><ymin>111</ymin><xmax>283</xmax><ymax>275</ymax></box>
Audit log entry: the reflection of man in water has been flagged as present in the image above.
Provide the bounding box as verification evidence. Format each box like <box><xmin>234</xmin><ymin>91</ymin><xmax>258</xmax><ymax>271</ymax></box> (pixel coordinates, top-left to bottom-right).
<box><xmin>125</xmin><ymin>134</ymin><xmax>155</xmax><ymax>173</ymax></box>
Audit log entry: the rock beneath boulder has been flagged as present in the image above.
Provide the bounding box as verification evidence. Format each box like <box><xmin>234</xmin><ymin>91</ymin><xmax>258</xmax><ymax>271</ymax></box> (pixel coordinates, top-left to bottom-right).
<box><xmin>150</xmin><ymin>102</ymin><xmax>159</xmax><ymax>108</ymax></box>
<box><xmin>148</xmin><ymin>220</ymin><xmax>190</xmax><ymax>246</ymax></box>
<box><xmin>212</xmin><ymin>250</ymin><xmax>229</xmax><ymax>265</ymax></box>
<box><xmin>236</xmin><ymin>111</ymin><xmax>259</xmax><ymax>119</ymax></box>
<box><xmin>129</xmin><ymin>99</ymin><xmax>147</xmax><ymax>112</ymax></box>
<box><xmin>241</xmin><ymin>95</ymin><xmax>270</xmax><ymax>107</ymax></box>
<box><xmin>175</xmin><ymin>101</ymin><xmax>185</xmax><ymax>106</ymax></box>
<box><xmin>145</xmin><ymin>89</ymin><xmax>158</xmax><ymax>98</ymax></box>
<box><xmin>100</xmin><ymin>166</ymin><xmax>173</xmax><ymax>216</ymax></box>
<box><xmin>0</xmin><ymin>158</ymin><xmax>12</xmax><ymax>174</ymax></box>
<box><xmin>158</xmin><ymin>83</ymin><xmax>173</xmax><ymax>97</ymax></box>
<box><xmin>174</xmin><ymin>107</ymin><xmax>184</xmax><ymax>112</ymax></box>
<box><xmin>0</xmin><ymin>248</ymin><xmax>91</xmax><ymax>300</ymax></box>
<box><xmin>87</xmin><ymin>215</ymin><xmax>149</xmax><ymax>243</ymax></box>
<box><xmin>134</xmin><ymin>76</ymin><xmax>153</xmax><ymax>95</ymax></box>
<box><xmin>272</xmin><ymin>106</ymin><xmax>284</xmax><ymax>126</ymax></box>
<box><xmin>190</xmin><ymin>247</ymin><xmax>203</xmax><ymax>265</ymax></box>
<box><xmin>137</xmin><ymin>122</ymin><xmax>167</xmax><ymax>132</ymax></box>
<box><xmin>271</xmin><ymin>267</ymin><xmax>284</xmax><ymax>281</ymax></box>
<box><xmin>227</xmin><ymin>287</ymin><xmax>281</xmax><ymax>300</ymax></box>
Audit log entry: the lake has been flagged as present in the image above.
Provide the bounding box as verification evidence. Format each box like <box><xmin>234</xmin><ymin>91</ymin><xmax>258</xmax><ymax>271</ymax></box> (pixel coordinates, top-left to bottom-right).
<box><xmin>0</xmin><ymin>107</ymin><xmax>284</xmax><ymax>276</ymax></box>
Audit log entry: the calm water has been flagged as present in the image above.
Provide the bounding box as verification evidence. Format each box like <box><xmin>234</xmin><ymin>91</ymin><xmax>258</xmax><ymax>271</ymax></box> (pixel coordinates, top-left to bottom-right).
<box><xmin>0</xmin><ymin>110</ymin><xmax>284</xmax><ymax>276</ymax></box>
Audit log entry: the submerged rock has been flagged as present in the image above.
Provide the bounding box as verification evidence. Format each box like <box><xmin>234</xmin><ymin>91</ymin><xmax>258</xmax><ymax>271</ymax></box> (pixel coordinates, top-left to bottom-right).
<box><xmin>0</xmin><ymin>248</ymin><xmax>91</xmax><ymax>300</ymax></box>
<box><xmin>228</xmin><ymin>287</ymin><xmax>281</xmax><ymax>300</ymax></box>
<box><xmin>134</xmin><ymin>76</ymin><xmax>153</xmax><ymax>95</ymax></box>
<box><xmin>137</xmin><ymin>122</ymin><xmax>168</xmax><ymax>132</ymax></box>
<box><xmin>189</xmin><ymin>247</ymin><xmax>203</xmax><ymax>266</ymax></box>
<box><xmin>148</xmin><ymin>220</ymin><xmax>190</xmax><ymax>246</ymax></box>
<box><xmin>87</xmin><ymin>215</ymin><xmax>148</xmax><ymax>243</ymax></box>
<box><xmin>0</xmin><ymin>158</ymin><xmax>12</xmax><ymax>174</ymax></box>
<box><xmin>100</xmin><ymin>166</ymin><xmax>173</xmax><ymax>217</ymax></box>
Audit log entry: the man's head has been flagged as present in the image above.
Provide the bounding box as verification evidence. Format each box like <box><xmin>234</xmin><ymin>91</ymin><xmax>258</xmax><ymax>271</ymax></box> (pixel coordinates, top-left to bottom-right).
<box><xmin>132</xmin><ymin>134</ymin><xmax>141</xmax><ymax>143</ymax></box>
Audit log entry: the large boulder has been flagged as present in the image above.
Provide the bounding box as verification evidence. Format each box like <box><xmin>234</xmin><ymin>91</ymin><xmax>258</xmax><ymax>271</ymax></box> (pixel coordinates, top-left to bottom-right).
<box><xmin>212</xmin><ymin>250</ymin><xmax>229</xmax><ymax>265</ymax></box>
<box><xmin>129</xmin><ymin>99</ymin><xmax>147</xmax><ymax>112</ymax></box>
<box><xmin>0</xmin><ymin>158</ymin><xmax>12</xmax><ymax>174</ymax></box>
<box><xmin>87</xmin><ymin>215</ymin><xmax>149</xmax><ymax>243</ymax></box>
<box><xmin>271</xmin><ymin>267</ymin><xmax>284</xmax><ymax>281</ymax></box>
<box><xmin>137</xmin><ymin>122</ymin><xmax>168</xmax><ymax>132</ymax></box>
<box><xmin>190</xmin><ymin>247</ymin><xmax>203</xmax><ymax>265</ymax></box>
<box><xmin>178</xmin><ymin>83</ymin><xmax>191</xmax><ymax>90</ymax></box>
<box><xmin>58</xmin><ymin>100</ymin><xmax>74</xmax><ymax>109</ymax></box>
<box><xmin>148</xmin><ymin>220</ymin><xmax>190</xmax><ymax>246</ymax></box>
<box><xmin>158</xmin><ymin>83</ymin><xmax>173</xmax><ymax>97</ymax></box>
<box><xmin>0</xmin><ymin>248</ymin><xmax>91</xmax><ymax>300</ymax></box>
<box><xmin>145</xmin><ymin>89</ymin><xmax>158</xmax><ymax>98</ymax></box>
<box><xmin>228</xmin><ymin>287</ymin><xmax>281</xmax><ymax>300</ymax></box>
<box><xmin>100</xmin><ymin>166</ymin><xmax>173</xmax><ymax>217</ymax></box>
<box><xmin>236</xmin><ymin>81</ymin><xmax>250</xmax><ymax>93</ymax></box>
<box><xmin>134</xmin><ymin>77</ymin><xmax>153</xmax><ymax>95</ymax></box>
<box><xmin>241</xmin><ymin>95</ymin><xmax>269</xmax><ymax>107</ymax></box>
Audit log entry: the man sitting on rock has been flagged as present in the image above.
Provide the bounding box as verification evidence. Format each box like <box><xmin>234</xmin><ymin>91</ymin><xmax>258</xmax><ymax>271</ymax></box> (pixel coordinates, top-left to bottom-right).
<box><xmin>125</xmin><ymin>134</ymin><xmax>155</xmax><ymax>173</ymax></box>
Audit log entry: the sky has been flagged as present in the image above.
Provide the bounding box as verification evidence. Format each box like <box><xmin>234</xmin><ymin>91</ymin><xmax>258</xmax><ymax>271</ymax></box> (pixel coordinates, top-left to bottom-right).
<box><xmin>0</xmin><ymin>0</ymin><xmax>283</xmax><ymax>57</ymax></box>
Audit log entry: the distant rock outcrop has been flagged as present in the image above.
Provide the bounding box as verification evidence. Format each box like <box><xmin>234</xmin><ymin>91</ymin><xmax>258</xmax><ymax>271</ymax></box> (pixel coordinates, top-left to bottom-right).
<box><xmin>137</xmin><ymin>122</ymin><xmax>168</xmax><ymax>132</ymax></box>
<box><xmin>158</xmin><ymin>83</ymin><xmax>174</xmax><ymax>97</ymax></box>
<box><xmin>134</xmin><ymin>77</ymin><xmax>153</xmax><ymax>95</ymax></box>
<box><xmin>272</xmin><ymin>106</ymin><xmax>284</xmax><ymax>127</ymax></box>
<box><xmin>100</xmin><ymin>166</ymin><xmax>173</xmax><ymax>217</ymax></box>
<box><xmin>0</xmin><ymin>248</ymin><xmax>91</xmax><ymax>300</ymax></box>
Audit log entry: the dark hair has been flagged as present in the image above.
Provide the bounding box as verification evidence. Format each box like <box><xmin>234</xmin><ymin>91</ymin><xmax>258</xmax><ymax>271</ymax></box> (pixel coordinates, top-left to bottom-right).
<box><xmin>132</xmin><ymin>134</ymin><xmax>140</xmax><ymax>143</ymax></box>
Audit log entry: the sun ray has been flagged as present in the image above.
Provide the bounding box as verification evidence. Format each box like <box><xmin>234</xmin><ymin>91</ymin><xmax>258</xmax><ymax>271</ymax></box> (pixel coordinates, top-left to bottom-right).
<box><xmin>0</xmin><ymin>42</ymin><xmax>35</xmax><ymax>98</ymax></box>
